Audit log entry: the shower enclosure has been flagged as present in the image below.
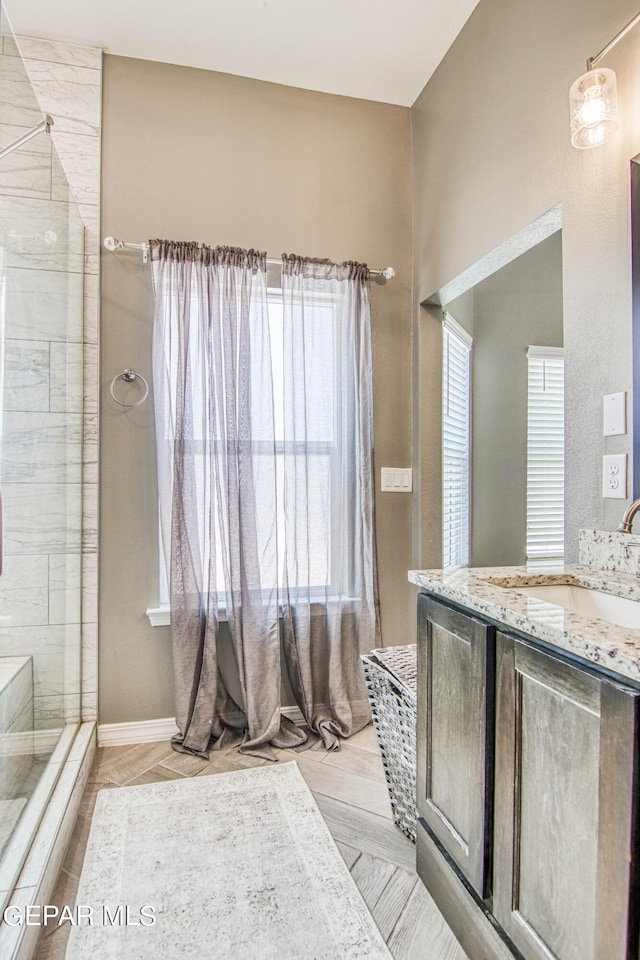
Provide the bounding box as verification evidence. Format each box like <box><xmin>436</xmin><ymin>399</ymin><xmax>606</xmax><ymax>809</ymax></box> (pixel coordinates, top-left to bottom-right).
<box><xmin>0</xmin><ymin>8</ymin><xmax>83</xmax><ymax>908</ymax></box>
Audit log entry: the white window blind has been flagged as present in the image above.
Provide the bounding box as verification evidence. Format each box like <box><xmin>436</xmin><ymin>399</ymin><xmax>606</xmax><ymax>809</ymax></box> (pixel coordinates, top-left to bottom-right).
<box><xmin>442</xmin><ymin>314</ymin><xmax>472</xmax><ymax>569</ymax></box>
<box><xmin>526</xmin><ymin>347</ymin><xmax>565</xmax><ymax>564</ymax></box>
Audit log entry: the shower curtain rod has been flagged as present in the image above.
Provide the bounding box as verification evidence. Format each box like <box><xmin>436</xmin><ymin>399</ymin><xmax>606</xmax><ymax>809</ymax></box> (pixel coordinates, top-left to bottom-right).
<box><xmin>0</xmin><ymin>115</ymin><xmax>54</xmax><ymax>161</ymax></box>
<box><xmin>103</xmin><ymin>237</ymin><xmax>395</xmax><ymax>283</ymax></box>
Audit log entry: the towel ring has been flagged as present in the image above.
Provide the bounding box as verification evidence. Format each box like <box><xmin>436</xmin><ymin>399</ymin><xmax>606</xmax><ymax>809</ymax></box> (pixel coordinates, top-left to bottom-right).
<box><xmin>110</xmin><ymin>369</ymin><xmax>149</xmax><ymax>407</ymax></box>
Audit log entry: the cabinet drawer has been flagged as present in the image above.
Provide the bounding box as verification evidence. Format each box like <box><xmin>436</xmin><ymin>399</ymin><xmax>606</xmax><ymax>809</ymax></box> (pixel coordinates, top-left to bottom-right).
<box><xmin>417</xmin><ymin>594</ymin><xmax>494</xmax><ymax>898</ymax></box>
<box><xmin>494</xmin><ymin>632</ymin><xmax>640</xmax><ymax>960</ymax></box>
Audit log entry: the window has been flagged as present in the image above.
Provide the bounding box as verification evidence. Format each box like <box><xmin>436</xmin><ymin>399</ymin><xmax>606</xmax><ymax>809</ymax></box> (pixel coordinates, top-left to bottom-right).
<box><xmin>442</xmin><ymin>314</ymin><xmax>472</xmax><ymax>569</ymax></box>
<box><xmin>526</xmin><ymin>347</ymin><xmax>565</xmax><ymax>565</ymax></box>
<box><xmin>268</xmin><ymin>288</ymin><xmax>341</xmax><ymax>597</ymax></box>
<box><xmin>156</xmin><ymin>285</ymin><xmax>340</xmax><ymax>612</ymax></box>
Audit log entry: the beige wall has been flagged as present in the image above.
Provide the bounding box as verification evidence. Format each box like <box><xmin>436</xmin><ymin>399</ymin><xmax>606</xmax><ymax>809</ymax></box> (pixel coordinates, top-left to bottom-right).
<box><xmin>99</xmin><ymin>55</ymin><xmax>413</xmax><ymax>723</ymax></box>
<box><xmin>413</xmin><ymin>0</ymin><xmax>640</xmax><ymax>567</ymax></box>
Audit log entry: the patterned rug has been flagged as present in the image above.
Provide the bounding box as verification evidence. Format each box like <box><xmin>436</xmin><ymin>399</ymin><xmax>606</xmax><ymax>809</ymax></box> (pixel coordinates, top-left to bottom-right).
<box><xmin>65</xmin><ymin>761</ymin><xmax>392</xmax><ymax>959</ymax></box>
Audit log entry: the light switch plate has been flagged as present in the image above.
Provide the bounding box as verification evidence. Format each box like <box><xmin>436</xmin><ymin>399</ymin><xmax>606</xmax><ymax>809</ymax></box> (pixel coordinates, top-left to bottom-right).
<box><xmin>603</xmin><ymin>392</ymin><xmax>626</xmax><ymax>436</ymax></box>
<box><xmin>603</xmin><ymin>454</ymin><xmax>627</xmax><ymax>499</ymax></box>
<box><xmin>381</xmin><ymin>467</ymin><xmax>413</xmax><ymax>492</ymax></box>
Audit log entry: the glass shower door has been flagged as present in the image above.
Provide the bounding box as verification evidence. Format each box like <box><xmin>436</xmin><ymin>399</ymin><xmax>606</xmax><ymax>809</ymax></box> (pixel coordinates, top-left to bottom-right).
<box><xmin>0</xmin><ymin>12</ymin><xmax>83</xmax><ymax>904</ymax></box>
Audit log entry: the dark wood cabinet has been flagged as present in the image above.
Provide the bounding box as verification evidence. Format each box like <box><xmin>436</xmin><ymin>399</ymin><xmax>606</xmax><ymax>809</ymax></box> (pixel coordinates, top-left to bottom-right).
<box><xmin>416</xmin><ymin>593</ymin><xmax>640</xmax><ymax>960</ymax></box>
<box><xmin>416</xmin><ymin>593</ymin><xmax>494</xmax><ymax>898</ymax></box>
<box><xmin>494</xmin><ymin>632</ymin><xmax>640</xmax><ymax>960</ymax></box>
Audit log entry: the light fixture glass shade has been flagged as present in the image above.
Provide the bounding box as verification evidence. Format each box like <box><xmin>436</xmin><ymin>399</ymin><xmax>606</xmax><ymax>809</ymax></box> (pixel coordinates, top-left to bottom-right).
<box><xmin>569</xmin><ymin>67</ymin><xmax>618</xmax><ymax>149</ymax></box>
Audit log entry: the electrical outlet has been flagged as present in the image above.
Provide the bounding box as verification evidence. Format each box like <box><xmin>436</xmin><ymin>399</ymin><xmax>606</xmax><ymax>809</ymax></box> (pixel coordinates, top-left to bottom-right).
<box><xmin>603</xmin><ymin>454</ymin><xmax>627</xmax><ymax>499</ymax></box>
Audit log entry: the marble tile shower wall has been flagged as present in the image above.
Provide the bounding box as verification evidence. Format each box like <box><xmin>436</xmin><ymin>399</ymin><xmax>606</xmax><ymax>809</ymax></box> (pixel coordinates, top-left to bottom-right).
<box><xmin>0</xmin><ymin>36</ymin><xmax>81</xmax><ymax>733</ymax></box>
<box><xmin>0</xmin><ymin>34</ymin><xmax>101</xmax><ymax>725</ymax></box>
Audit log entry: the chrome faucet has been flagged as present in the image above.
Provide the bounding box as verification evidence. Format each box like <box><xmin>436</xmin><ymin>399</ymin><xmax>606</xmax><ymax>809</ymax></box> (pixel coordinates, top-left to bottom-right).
<box><xmin>618</xmin><ymin>499</ymin><xmax>640</xmax><ymax>533</ymax></box>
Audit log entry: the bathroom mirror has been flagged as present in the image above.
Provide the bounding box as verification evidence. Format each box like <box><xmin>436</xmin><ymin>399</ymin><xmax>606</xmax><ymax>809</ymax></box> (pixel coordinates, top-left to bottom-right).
<box><xmin>445</xmin><ymin>231</ymin><xmax>563</xmax><ymax>567</ymax></box>
<box><xmin>423</xmin><ymin>205</ymin><xmax>564</xmax><ymax>568</ymax></box>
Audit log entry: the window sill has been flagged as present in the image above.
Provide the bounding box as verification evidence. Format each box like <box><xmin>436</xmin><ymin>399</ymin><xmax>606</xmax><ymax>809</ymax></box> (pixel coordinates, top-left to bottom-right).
<box><xmin>146</xmin><ymin>606</ymin><xmax>230</xmax><ymax>627</ymax></box>
<box><xmin>147</xmin><ymin>596</ymin><xmax>359</xmax><ymax>628</ymax></box>
<box><xmin>146</xmin><ymin>606</ymin><xmax>170</xmax><ymax>627</ymax></box>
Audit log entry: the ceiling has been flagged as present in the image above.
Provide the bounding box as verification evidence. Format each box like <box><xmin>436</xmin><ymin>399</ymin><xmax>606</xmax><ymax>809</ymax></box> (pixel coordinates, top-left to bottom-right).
<box><xmin>5</xmin><ymin>0</ymin><xmax>480</xmax><ymax>107</ymax></box>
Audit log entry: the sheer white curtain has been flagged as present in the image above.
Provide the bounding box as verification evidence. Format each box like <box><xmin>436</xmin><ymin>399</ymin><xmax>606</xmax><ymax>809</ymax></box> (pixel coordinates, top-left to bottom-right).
<box><xmin>151</xmin><ymin>242</ymin><xmax>380</xmax><ymax>759</ymax></box>
<box><xmin>279</xmin><ymin>255</ymin><xmax>380</xmax><ymax>750</ymax></box>
<box><xmin>151</xmin><ymin>241</ymin><xmax>304</xmax><ymax>759</ymax></box>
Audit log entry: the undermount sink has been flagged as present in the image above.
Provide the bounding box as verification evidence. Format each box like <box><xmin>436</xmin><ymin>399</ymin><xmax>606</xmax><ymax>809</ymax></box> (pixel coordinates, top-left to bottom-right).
<box><xmin>504</xmin><ymin>582</ymin><xmax>640</xmax><ymax>630</ymax></box>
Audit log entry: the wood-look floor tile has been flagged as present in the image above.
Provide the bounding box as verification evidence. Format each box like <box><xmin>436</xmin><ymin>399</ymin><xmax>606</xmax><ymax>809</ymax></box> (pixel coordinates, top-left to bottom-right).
<box><xmin>322</xmin><ymin>741</ymin><xmax>387</xmax><ymax>783</ymax></box>
<box><xmin>370</xmin><ymin>867</ymin><xmax>418</xmax><ymax>940</ymax></box>
<box><xmin>126</xmin><ymin>764</ymin><xmax>188</xmax><ymax>786</ymax></box>
<box><xmin>32</xmin><ymin>926</ymin><xmax>69</xmax><ymax>960</ymax></box>
<box><xmin>335</xmin><ymin>841</ymin><xmax>361</xmax><ymax>870</ymax></box>
<box><xmin>350</xmin><ymin>852</ymin><xmax>397</xmax><ymax>908</ymax></box>
<box><xmin>158</xmin><ymin>749</ymin><xmax>213</xmax><ymax>777</ymax></box>
<box><xmin>59</xmin><ymin>813</ymin><xmax>91</xmax><ymax>881</ymax></box>
<box><xmin>387</xmin><ymin>878</ymin><xmax>468</xmax><ymax>960</ymax></box>
<box><xmin>295</xmin><ymin>754</ymin><xmax>393</xmax><ymax>819</ymax></box>
<box><xmin>77</xmin><ymin>779</ymin><xmax>118</xmax><ymax>820</ymax></box>
<box><xmin>38</xmin><ymin>868</ymin><xmax>79</xmax><ymax>940</ymax></box>
<box><xmin>94</xmin><ymin>742</ymin><xmax>175</xmax><ymax>786</ymax></box>
<box><xmin>315</xmin><ymin>793</ymin><xmax>416</xmax><ymax>871</ymax></box>
<box><xmin>314</xmin><ymin>794</ymin><xmax>416</xmax><ymax>873</ymax></box>
<box><xmin>195</xmin><ymin>750</ymin><xmax>268</xmax><ymax>776</ymax></box>
<box><xmin>346</xmin><ymin>723</ymin><xmax>381</xmax><ymax>754</ymax></box>
<box><xmin>85</xmin><ymin>745</ymin><xmax>116</xmax><ymax>784</ymax></box>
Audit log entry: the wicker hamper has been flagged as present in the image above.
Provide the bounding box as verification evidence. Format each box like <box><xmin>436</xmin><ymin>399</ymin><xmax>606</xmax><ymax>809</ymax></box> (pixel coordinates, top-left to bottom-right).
<box><xmin>361</xmin><ymin>644</ymin><xmax>418</xmax><ymax>842</ymax></box>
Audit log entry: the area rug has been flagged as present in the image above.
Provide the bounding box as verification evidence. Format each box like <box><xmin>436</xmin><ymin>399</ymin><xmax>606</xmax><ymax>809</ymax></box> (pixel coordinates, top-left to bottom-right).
<box><xmin>65</xmin><ymin>761</ymin><xmax>392</xmax><ymax>959</ymax></box>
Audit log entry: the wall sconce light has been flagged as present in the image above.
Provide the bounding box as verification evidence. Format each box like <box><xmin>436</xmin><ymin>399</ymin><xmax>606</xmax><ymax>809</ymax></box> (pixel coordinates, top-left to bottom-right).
<box><xmin>570</xmin><ymin>10</ymin><xmax>640</xmax><ymax>149</ymax></box>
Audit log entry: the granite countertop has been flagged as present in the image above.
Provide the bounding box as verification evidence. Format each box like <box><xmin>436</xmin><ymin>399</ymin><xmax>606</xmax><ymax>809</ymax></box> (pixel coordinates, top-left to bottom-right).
<box><xmin>408</xmin><ymin>563</ymin><xmax>640</xmax><ymax>684</ymax></box>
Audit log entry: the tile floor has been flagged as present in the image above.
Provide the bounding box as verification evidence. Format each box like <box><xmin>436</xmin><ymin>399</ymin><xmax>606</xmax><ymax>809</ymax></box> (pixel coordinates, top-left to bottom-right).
<box><xmin>32</xmin><ymin>724</ymin><xmax>467</xmax><ymax>959</ymax></box>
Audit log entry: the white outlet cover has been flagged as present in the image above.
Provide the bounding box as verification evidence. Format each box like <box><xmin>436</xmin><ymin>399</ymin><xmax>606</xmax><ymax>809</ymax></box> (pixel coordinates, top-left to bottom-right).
<box><xmin>603</xmin><ymin>454</ymin><xmax>627</xmax><ymax>499</ymax></box>
<box><xmin>603</xmin><ymin>392</ymin><xmax>626</xmax><ymax>436</ymax></box>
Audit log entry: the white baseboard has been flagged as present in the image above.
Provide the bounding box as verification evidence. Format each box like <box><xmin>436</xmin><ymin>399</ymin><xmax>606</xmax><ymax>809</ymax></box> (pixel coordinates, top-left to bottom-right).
<box><xmin>98</xmin><ymin>707</ymin><xmax>306</xmax><ymax>748</ymax></box>
<box><xmin>281</xmin><ymin>705</ymin><xmax>305</xmax><ymax>726</ymax></box>
<box><xmin>97</xmin><ymin>717</ymin><xmax>179</xmax><ymax>747</ymax></box>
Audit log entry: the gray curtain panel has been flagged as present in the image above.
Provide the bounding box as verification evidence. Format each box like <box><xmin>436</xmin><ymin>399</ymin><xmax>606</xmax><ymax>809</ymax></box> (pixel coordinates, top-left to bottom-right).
<box><xmin>150</xmin><ymin>241</ymin><xmax>304</xmax><ymax>759</ymax></box>
<box><xmin>150</xmin><ymin>241</ymin><xmax>379</xmax><ymax>759</ymax></box>
<box><xmin>280</xmin><ymin>255</ymin><xmax>380</xmax><ymax>750</ymax></box>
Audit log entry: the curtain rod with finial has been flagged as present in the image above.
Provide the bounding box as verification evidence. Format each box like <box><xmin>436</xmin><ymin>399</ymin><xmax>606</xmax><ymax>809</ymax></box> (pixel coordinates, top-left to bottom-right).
<box><xmin>102</xmin><ymin>237</ymin><xmax>395</xmax><ymax>284</ymax></box>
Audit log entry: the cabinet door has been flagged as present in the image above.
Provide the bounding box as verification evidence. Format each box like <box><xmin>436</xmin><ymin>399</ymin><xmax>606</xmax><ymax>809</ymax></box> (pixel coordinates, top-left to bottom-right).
<box><xmin>417</xmin><ymin>594</ymin><xmax>494</xmax><ymax>898</ymax></box>
<box><xmin>494</xmin><ymin>632</ymin><xmax>640</xmax><ymax>960</ymax></box>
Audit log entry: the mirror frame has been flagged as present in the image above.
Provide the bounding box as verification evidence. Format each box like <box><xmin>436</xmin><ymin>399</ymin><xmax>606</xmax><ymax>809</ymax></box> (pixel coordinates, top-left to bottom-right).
<box><xmin>632</xmin><ymin>157</ymin><xmax>640</xmax><ymax>498</ymax></box>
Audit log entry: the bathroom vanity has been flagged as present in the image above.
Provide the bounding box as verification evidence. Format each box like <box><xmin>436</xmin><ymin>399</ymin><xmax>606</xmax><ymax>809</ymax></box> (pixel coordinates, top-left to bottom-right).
<box><xmin>410</xmin><ymin>535</ymin><xmax>640</xmax><ymax>960</ymax></box>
